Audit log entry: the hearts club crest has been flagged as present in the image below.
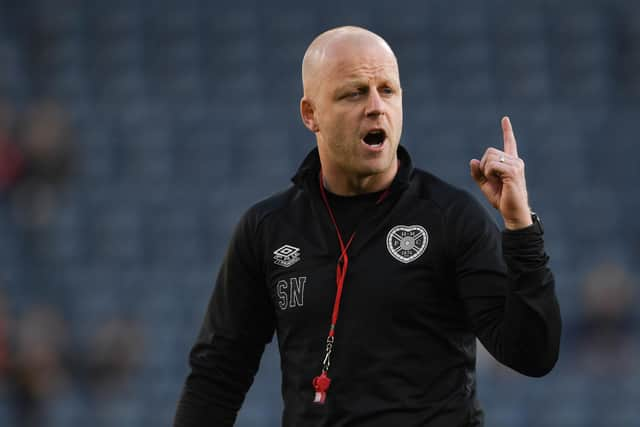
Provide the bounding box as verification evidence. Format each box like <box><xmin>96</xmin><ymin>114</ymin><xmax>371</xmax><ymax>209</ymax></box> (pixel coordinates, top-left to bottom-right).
<box><xmin>386</xmin><ymin>225</ymin><xmax>428</xmax><ymax>263</ymax></box>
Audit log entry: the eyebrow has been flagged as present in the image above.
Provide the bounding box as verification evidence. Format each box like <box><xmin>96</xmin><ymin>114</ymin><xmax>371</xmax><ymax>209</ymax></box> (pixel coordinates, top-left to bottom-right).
<box><xmin>335</xmin><ymin>78</ymin><xmax>397</xmax><ymax>92</ymax></box>
<box><xmin>336</xmin><ymin>80</ymin><xmax>367</xmax><ymax>90</ymax></box>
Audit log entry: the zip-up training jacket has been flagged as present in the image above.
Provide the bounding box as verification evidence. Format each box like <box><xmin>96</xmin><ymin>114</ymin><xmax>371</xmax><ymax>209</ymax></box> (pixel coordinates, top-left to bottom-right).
<box><xmin>174</xmin><ymin>145</ymin><xmax>562</xmax><ymax>427</ymax></box>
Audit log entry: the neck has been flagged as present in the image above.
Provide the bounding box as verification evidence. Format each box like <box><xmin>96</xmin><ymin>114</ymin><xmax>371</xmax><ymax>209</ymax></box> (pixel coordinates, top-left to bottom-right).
<box><xmin>321</xmin><ymin>159</ymin><xmax>398</xmax><ymax>196</ymax></box>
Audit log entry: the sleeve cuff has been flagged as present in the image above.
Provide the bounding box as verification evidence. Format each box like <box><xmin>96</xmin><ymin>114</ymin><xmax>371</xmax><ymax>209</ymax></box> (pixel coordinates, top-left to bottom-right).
<box><xmin>502</xmin><ymin>227</ymin><xmax>549</xmax><ymax>273</ymax></box>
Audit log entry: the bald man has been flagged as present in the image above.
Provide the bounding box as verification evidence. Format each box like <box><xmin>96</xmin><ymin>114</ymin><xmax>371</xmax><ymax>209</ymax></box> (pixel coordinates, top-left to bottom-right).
<box><xmin>174</xmin><ymin>26</ymin><xmax>561</xmax><ymax>427</ymax></box>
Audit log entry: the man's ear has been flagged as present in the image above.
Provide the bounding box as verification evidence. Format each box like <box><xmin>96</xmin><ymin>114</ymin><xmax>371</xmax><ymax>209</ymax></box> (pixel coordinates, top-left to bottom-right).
<box><xmin>300</xmin><ymin>98</ymin><xmax>319</xmax><ymax>133</ymax></box>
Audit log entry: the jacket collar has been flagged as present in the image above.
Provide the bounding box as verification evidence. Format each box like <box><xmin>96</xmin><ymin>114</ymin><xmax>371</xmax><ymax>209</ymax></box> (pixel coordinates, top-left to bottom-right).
<box><xmin>291</xmin><ymin>145</ymin><xmax>413</xmax><ymax>194</ymax></box>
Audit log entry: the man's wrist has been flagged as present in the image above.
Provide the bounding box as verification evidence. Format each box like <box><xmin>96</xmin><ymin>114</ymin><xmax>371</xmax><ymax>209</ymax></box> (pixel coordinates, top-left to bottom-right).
<box><xmin>504</xmin><ymin>214</ymin><xmax>534</xmax><ymax>231</ymax></box>
<box><xmin>504</xmin><ymin>212</ymin><xmax>543</xmax><ymax>235</ymax></box>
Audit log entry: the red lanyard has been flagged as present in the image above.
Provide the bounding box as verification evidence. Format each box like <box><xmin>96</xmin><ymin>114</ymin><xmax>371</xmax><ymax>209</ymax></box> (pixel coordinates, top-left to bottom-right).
<box><xmin>312</xmin><ymin>172</ymin><xmax>389</xmax><ymax>404</ymax></box>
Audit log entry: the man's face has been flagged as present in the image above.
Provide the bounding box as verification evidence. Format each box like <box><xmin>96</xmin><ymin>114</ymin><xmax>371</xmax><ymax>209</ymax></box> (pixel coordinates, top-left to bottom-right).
<box><xmin>306</xmin><ymin>40</ymin><xmax>403</xmax><ymax>182</ymax></box>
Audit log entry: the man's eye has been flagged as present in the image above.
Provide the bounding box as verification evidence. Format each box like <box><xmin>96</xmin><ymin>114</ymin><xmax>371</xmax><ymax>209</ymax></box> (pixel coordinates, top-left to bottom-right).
<box><xmin>381</xmin><ymin>87</ymin><xmax>394</xmax><ymax>95</ymax></box>
<box><xmin>342</xmin><ymin>87</ymin><xmax>368</xmax><ymax>99</ymax></box>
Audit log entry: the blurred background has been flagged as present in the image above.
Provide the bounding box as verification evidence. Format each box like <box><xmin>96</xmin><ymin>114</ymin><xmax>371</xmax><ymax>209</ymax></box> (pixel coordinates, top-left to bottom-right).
<box><xmin>0</xmin><ymin>0</ymin><xmax>639</xmax><ymax>425</ymax></box>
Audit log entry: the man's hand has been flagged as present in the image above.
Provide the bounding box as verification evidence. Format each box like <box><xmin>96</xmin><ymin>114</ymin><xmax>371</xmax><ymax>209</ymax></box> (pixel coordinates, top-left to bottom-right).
<box><xmin>469</xmin><ymin>117</ymin><xmax>533</xmax><ymax>230</ymax></box>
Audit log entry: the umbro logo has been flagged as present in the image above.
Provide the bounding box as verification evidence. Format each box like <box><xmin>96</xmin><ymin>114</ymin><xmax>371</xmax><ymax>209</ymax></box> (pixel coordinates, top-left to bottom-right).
<box><xmin>273</xmin><ymin>244</ymin><xmax>301</xmax><ymax>267</ymax></box>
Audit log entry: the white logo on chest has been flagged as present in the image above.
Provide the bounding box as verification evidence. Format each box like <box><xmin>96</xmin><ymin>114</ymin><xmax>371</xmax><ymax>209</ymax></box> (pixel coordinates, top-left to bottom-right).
<box><xmin>386</xmin><ymin>225</ymin><xmax>428</xmax><ymax>263</ymax></box>
<box><xmin>273</xmin><ymin>244</ymin><xmax>301</xmax><ymax>267</ymax></box>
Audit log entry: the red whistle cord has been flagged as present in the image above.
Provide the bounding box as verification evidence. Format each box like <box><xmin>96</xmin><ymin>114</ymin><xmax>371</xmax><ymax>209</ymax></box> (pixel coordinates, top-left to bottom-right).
<box><xmin>312</xmin><ymin>172</ymin><xmax>390</xmax><ymax>404</ymax></box>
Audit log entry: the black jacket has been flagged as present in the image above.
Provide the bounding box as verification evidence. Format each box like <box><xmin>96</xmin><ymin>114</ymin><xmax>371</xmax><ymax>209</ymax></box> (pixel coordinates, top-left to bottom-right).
<box><xmin>175</xmin><ymin>146</ymin><xmax>561</xmax><ymax>427</ymax></box>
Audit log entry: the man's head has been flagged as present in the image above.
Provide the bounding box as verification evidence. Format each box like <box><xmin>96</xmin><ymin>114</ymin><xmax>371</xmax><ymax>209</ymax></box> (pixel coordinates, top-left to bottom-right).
<box><xmin>300</xmin><ymin>26</ymin><xmax>403</xmax><ymax>194</ymax></box>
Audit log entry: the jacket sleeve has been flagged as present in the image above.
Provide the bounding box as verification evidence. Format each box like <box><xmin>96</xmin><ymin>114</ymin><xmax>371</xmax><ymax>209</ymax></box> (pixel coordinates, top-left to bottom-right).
<box><xmin>448</xmin><ymin>193</ymin><xmax>561</xmax><ymax>377</ymax></box>
<box><xmin>174</xmin><ymin>209</ymin><xmax>276</xmax><ymax>426</ymax></box>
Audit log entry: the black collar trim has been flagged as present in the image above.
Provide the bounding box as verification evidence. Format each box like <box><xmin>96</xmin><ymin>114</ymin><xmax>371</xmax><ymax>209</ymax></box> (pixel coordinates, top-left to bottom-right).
<box><xmin>291</xmin><ymin>145</ymin><xmax>413</xmax><ymax>194</ymax></box>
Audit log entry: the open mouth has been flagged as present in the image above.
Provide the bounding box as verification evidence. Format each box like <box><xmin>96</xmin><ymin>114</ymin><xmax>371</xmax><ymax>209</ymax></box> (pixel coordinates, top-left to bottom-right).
<box><xmin>362</xmin><ymin>129</ymin><xmax>386</xmax><ymax>147</ymax></box>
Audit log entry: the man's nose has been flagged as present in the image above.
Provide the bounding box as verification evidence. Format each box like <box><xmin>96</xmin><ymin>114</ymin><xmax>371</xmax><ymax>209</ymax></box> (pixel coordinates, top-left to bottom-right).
<box><xmin>365</xmin><ymin>89</ymin><xmax>385</xmax><ymax>117</ymax></box>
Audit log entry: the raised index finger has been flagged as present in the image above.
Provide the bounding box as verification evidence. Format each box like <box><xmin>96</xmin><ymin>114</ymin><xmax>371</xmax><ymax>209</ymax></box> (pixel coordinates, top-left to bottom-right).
<box><xmin>501</xmin><ymin>116</ymin><xmax>519</xmax><ymax>158</ymax></box>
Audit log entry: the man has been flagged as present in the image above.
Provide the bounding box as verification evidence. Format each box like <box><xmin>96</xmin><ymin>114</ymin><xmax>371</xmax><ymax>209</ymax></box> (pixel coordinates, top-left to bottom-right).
<box><xmin>174</xmin><ymin>26</ymin><xmax>561</xmax><ymax>426</ymax></box>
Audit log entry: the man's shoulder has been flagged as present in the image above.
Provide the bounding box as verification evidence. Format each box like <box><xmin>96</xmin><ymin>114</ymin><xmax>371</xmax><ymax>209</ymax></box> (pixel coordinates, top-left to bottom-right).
<box><xmin>243</xmin><ymin>184</ymin><xmax>302</xmax><ymax>226</ymax></box>
<box><xmin>410</xmin><ymin>167</ymin><xmax>475</xmax><ymax>208</ymax></box>
<box><xmin>410</xmin><ymin>167</ymin><xmax>496</xmax><ymax>229</ymax></box>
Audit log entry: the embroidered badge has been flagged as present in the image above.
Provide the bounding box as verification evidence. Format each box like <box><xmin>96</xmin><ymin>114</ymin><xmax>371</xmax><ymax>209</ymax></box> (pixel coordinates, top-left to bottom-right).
<box><xmin>386</xmin><ymin>225</ymin><xmax>428</xmax><ymax>263</ymax></box>
<box><xmin>273</xmin><ymin>244</ymin><xmax>301</xmax><ymax>267</ymax></box>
